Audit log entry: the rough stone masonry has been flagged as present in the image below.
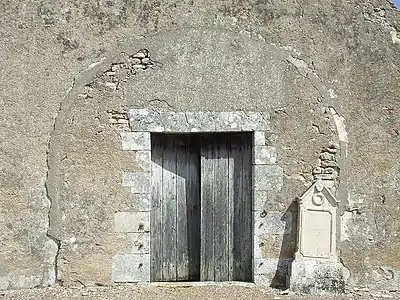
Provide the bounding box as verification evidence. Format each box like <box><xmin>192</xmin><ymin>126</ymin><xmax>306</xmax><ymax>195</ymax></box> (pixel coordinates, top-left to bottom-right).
<box><xmin>0</xmin><ymin>0</ymin><xmax>399</xmax><ymax>294</ymax></box>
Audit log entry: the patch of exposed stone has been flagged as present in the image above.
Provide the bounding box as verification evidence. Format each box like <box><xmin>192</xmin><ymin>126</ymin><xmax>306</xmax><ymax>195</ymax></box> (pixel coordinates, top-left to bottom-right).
<box><xmin>78</xmin><ymin>49</ymin><xmax>162</xmax><ymax>132</ymax></box>
<box><xmin>312</xmin><ymin>143</ymin><xmax>339</xmax><ymax>190</ymax></box>
<box><xmin>363</xmin><ymin>6</ymin><xmax>400</xmax><ymax>44</ymax></box>
<box><xmin>363</xmin><ymin>7</ymin><xmax>392</xmax><ymax>30</ymax></box>
<box><xmin>79</xmin><ymin>49</ymin><xmax>159</xmax><ymax>98</ymax></box>
<box><xmin>107</xmin><ymin>110</ymin><xmax>129</xmax><ymax>131</ymax></box>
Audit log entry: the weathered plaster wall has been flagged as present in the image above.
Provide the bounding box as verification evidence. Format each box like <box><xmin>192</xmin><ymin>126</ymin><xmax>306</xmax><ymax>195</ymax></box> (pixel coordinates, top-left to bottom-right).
<box><xmin>0</xmin><ymin>0</ymin><xmax>399</xmax><ymax>291</ymax></box>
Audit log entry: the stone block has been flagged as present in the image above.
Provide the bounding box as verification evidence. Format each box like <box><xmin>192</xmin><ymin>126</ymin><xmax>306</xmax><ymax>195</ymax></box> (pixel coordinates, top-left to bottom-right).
<box><xmin>254</xmin><ymin>259</ymin><xmax>292</xmax><ymax>289</ymax></box>
<box><xmin>122</xmin><ymin>172</ymin><xmax>150</xmax><ymax>193</ymax></box>
<box><xmin>132</xmin><ymin>192</ymin><xmax>151</xmax><ymax>211</ymax></box>
<box><xmin>254</xmin><ymin>211</ymin><xmax>292</xmax><ymax>235</ymax></box>
<box><xmin>120</xmin><ymin>132</ymin><xmax>150</xmax><ymax>150</ymax></box>
<box><xmin>129</xmin><ymin>109</ymin><xmax>164</xmax><ymax>132</ymax></box>
<box><xmin>313</xmin><ymin>173</ymin><xmax>335</xmax><ymax>180</ymax></box>
<box><xmin>8</xmin><ymin>275</ymin><xmax>42</xmax><ymax>289</ymax></box>
<box><xmin>185</xmin><ymin>111</ymin><xmax>216</xmax><ymax>132</ymax></box>
<box><xmin>161</xmin><ymin>112</ymin><xmax>190</xmax><ymax>132</ymax></box>
<box><xmin>112</xmin><ymin>254</ymin><xmax>150</xmax><ymax>282</ymax></box>
<box><xmin>254</xmin><ymin>258</ymin><xmax>291</xmax><ymax>275</ymax></box>
<box><xmin>242</xmin><ymin>112</ymin><xmax>270</xmax><ymax>131</ymax></box>
<box><xmin>254</xmin><ymin>190</ymin><xmax>268</xmax><ymax>211</ymax></box>
<box><xmin>27</xmin><ymin>232</ymin><xmax>58</xmax><ymax>285</ymax></box>
<box><xmin>254</xmin><ymin>233</ymin><xmax>296</xmax><ymax>259</ymax></box>
<box><xmin>321</xmin><ymin>160</ymin><xmax>339</xmax><ymax>168</ymax></box>
<box><xmin>254</xmin><ymin>165</ymin><xmax>283</xmax><ymax>191</ymax></box>
<box><xmin>289</xmin><ymin>260</ymin><xmax>349</xmax><ymax>294</ymax></box>
<box><xmin>215</xmin><ymin>111</ymin><xmax>243</xmax><ymax>131</ymax></box>
<box><xmin>319</xmin><ymin>152</ymin><xmax>336</xmax><ymax>161</ymax></box>
<box><xmin>128</xmin><ymin>232</ymin><xmax>150</xmax><ymax>254</ymax></box>
<box><xmin>135</xmin><ymin>151</ymin><xmax>151</xmax><ymax>172</ymax></box>
<box><xmin>254</xmin><ymin>146</ymin><xmax>277</xmax><ymax>164</ymax></box>
<box><xmin>253</xmin><ymin>275</ymin><xmax>273</xmax><ymax>288</ymax></box>
<box><xmin>0</xmin><ymin>277</ymin><xmax>9</xmax><ymax>290</ymax></box>
<box><xmin>114</xmin><ymin>212</ymin><xmax>150</xmax><ymax>232</ymax></box>
<box><xmin>254</xmin><ymin>258</ymin><xmax>279</xmax><ymax>275</ymax></box>
<box><xmin>253</xmin><ymin>191</ymin><xmax>288</xmax><ymax>211</ymax></box>
<box><xmin>253</xmin><ymin>131</ymin><xmax>266</xmax><ymax>146</ymax></box>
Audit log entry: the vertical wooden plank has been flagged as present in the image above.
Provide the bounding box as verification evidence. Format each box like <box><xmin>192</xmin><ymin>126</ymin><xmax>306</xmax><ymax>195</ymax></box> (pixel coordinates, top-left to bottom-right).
<box><xmin>231</xmin><ymin>134</ymin><xmax>243</xmax><ymax>281</ymax></box>
<box><xmin>176</xmin><ymin>135</ymin><xmax>189</xmax><ymax>280</ymax></box>
<box><xmin>227</xmin><ymin>138</ymin><xmax>235</xmax><ymax>281</ymax></box>
<box><xmin>200</xmin><ymin>135</ymin><xmax>215</xmax><ymax>281</ymax></box>
<box><xmin>187</xmin><ymin>136</ymin><xmax>201</xmax><ymax>281</ymax></box>
<box><xmin>241</xmin><ymin>134</ymin><xmax>253</xmax><ymax>281</ymax></box>
<box><xmin>162</xmin><ymin>136</ymin><xmax>177</xmax><ymax>281</ymax></box>
<box><xmin>213</xmin><ymin>137</ymin><xmax>230</xmax><ymax>281</ymax></box>
<box><xmin>230</xmin><ymin>133</ymin><xmax>253</xmax><ymax>282</ymax></box>
<box><xmin>150</xmin><ymin>135</ymin><xmax>163</xmax><ymax>281</ymax></box>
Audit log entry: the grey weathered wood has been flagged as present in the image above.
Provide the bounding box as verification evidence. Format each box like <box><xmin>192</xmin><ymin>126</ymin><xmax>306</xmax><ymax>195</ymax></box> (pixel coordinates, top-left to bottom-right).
<box><xmin>200</xmin><ymin>133</ymin><xmax>253</xmax><ymax>282</ymax></box>
<box><xmin>162</xmin><ymin>137</ymin><xmax>177</xmax><ymax>280</ymax></box>
<box><xmin>199</xmin><ymin>134</ymin><xmax>252</xmax><ymax>281</ymax></box>
<box><xmin>241</xmin><ymin>134</ymin><xmax>253</xmax><ymax>282</ymax></box>
<box><xmin>232</xmin><ymin>134</ymin><xmax>253</xmax><ymax>281</ymax></box>
<box><xmin>235</xmin><ymin>135</ymin><xmax>253</xmax><ymax>281</ymax></box>
<box><xmin>187</xmin><ymin>136</ymin><xmax>201</xmax><ymax>280</ymax></box>
<box><xmin>152</xmin><ymin>133</ymin><xmax>252</xmax><ymax>282</ymax></box>
<box><xmin>200</xmin><ymin>139</ymin><xmax>215</xmax><ymax>281</ymax></box>
<box><xmin>231</xmin><ymin>137</ymin><xmax>243</xmax><ymax>281</ymax></box>
<box><xmin>176</xmin><ymin>136</ymin><xmax>188</xmax><ymax>280</ymax></box>
<box><xmin>228</xmin><ymin>140</ymin><xmax>235</xmax><ymax>280</ymax></box>
<box><xmin>151</xmin><ymin>134</ymin><xmax>201</xmax><ymax>282</ymax></box>
<box><xmin>214</xmin><ymin>138</ymin><xmax>230</xmax><ymax>281</ymax></box>
<box><xmin>150</xmin><ymin>136</ymin><xmax>163</xmax><ymax>281</ymax></box>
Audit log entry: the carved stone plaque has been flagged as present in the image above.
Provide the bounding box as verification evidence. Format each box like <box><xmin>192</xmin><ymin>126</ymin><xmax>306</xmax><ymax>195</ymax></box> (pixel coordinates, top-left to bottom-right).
<box><xmin>301</xmin><ymin>210</ymin><xmax>332</xmax><ymax>258</ymax></box>
<box><xmin>290</xmin><ymin>180</ymin><xmax>350</xmax><ymax>293</ymax></box>
<box><xmin>295</xmin><ymin>181</ymin><xmax>339</xmax><ymax>261</ymax></box>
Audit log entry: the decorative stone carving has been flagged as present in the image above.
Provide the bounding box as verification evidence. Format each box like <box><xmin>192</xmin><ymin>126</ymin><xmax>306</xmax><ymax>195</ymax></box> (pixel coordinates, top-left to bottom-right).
<box><xmin>289</xmin><ymin>180</ymin><xmax>349</xmax><ymax>294</ymax></box>
<box><xmin>295</xmin><ymin>181</ymin><xmax>339</xmax><ymax>261</ymax></box>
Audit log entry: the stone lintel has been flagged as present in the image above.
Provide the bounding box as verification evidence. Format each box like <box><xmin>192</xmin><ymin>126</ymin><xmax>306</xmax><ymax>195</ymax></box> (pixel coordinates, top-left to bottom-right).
<box><xmin>128</xmin><ymin>109</ymin><xmax>270</xmax><ymax>133</ymax></box>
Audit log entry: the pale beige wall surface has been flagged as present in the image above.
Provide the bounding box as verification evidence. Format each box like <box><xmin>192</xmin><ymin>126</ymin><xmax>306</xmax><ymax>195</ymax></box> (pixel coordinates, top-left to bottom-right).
<box><xmin>0</xmin><ymin>0</ymin><xmax>399</xmax><ymax>291</ymax></box>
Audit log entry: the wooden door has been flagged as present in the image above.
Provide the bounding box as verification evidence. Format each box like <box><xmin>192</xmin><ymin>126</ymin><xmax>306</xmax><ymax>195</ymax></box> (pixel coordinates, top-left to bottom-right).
<box><xmin>150</xmin><ymin>134</ymin><xmax>200</xmax><ymax>281</ymax></box>
<box><xmin>200</xmin><ymin>133</ymin><xmax>253</xmax><ymax>282</ymax></box>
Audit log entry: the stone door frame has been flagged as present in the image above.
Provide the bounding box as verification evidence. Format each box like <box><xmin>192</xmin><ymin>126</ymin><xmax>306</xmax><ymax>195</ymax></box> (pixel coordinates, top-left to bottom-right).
<box><xmin>112</xmin><ymin>109</ymin><xmax>283</xmax><ymax>283</ymax></box>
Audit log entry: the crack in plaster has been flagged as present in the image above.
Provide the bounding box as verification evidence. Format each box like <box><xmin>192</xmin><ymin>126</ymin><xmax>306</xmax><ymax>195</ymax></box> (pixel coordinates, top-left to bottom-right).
<box><xmin>285</xmin><ymin>55</ymin><xmax>323</xmax><ymax>101</ymax></box>
<box><xmin>148</xmin><ymin>98</ymin><xmax>175</xmax><ymax>109</ymax></box>
<box><xmin>328</xmin><ymin>107</ymin><xmax>348</xmax><ymax>146</ymax></box>
<box><xmin>43</xmin><ymin>78</ymin><xmax>74</xmax><ymax>286</ymax></box>
<box><xmin>44</xmin><ymin>47</ymin><xmax>155</xmax><ymax>286</ymax></box>
<box><xmin>296</xmin><ymin>0</ymin><xmax>318</xmax><ymax>70</ymax></box>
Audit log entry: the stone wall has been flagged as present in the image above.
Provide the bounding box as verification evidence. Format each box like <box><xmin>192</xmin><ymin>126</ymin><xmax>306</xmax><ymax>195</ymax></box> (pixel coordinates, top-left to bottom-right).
<box><xmin>0</xmin><ymin>0</ymin><xmax>399</xmax><ymax>292</ymax></box>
